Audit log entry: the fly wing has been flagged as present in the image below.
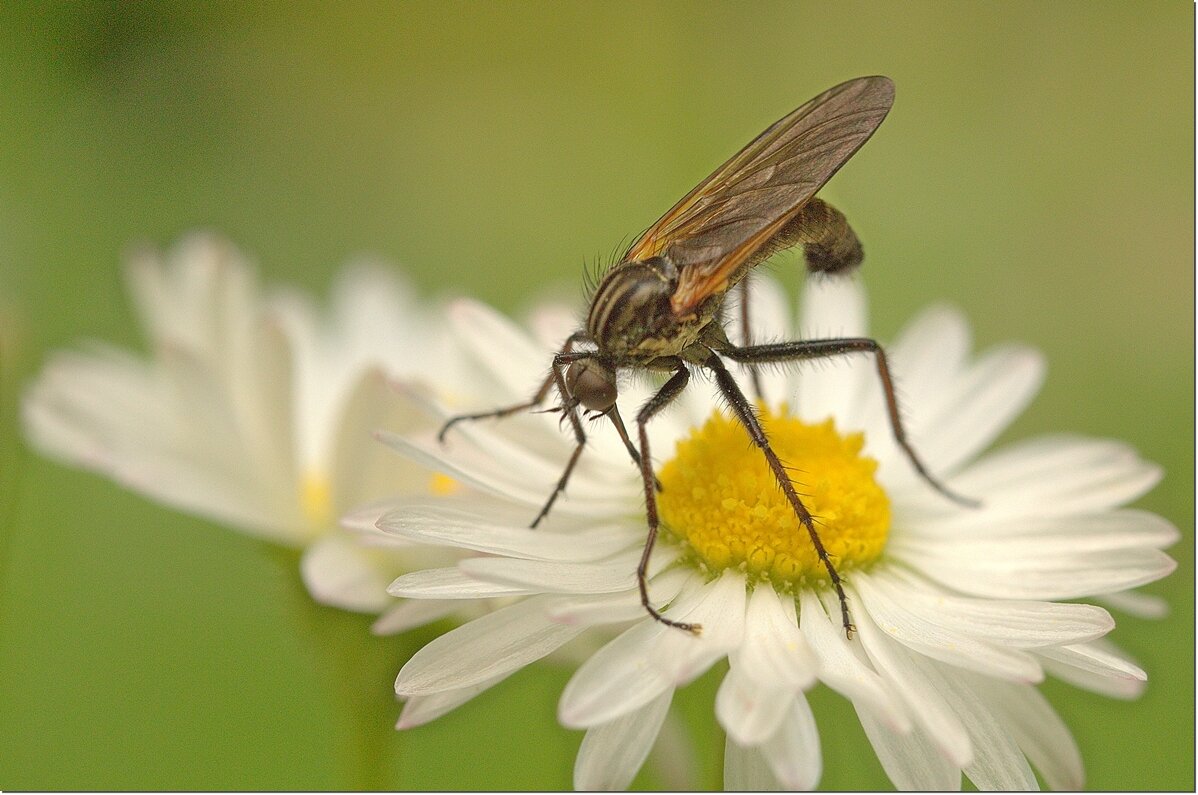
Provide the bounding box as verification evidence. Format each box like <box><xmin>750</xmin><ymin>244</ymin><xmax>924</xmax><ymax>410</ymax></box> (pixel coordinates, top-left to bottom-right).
<box><xmin>622</xmin><ymin>76</ymin><xmax>894</xmax><ymax>317</ymax></box>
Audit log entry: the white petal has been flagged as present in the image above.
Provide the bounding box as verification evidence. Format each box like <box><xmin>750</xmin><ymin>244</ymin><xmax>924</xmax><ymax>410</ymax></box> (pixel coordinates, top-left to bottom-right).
<box><xmin>856</xmin><ymin>573</ymin><xmax>1043</xmax><ymax>682</ymax></box>
<box><xmin>158</xmin><ymin>342</ymin><xmax>244</xmax><ymax>459</ymax></box>
<box><xmin>865</xmin><ymin>570</ymin><xmax>1114</xmax><ymax>649</ymax></box>
<box><xmin>856</xmin><ymin>703</ymin><xmax>961</xmax><ymax>791</ymax></box>
<box><xmin>1094</xmin><ymin>588</ymin><xmax>1170</xmax><ymax>619</ymax></box>
<box><xmin>968</xmin><ymin>675</ymin><xmax>1083</xmax><ymax>790</ymax></box>
<box><xmin>724</xmin><ymin>738</ymin><xmax>783</xmax><ymax>791</ymax></box>
<box><xmin>897</xmin><ymin>542</ymin><xmax>1176</xmax><ymax>601</ymax></box>
<box><xmin>573</xmin><ymin>689</ymin><xmax>673</xmax><ymax>791</ymax></box>
<box><xmin>905</xmin><ymin>345</ymin><xmax>1045</xmax><ymax>475</ymax></box>
<box><xmin>380</xmin><ymin>509</ymin><xmax>634</xmax><ymax>561</ymax></box>
<box><xmin>1035</xmin><ymin>639</ymin><xmax>1147</xmax><ymax>692</ymax></box>
<box><xmin>717</xmin><ymin>586</ymin><xmax>823</xmax><ymax>755</ymax></box>
<box><xmin>648</xmin><ymin>570</ymin><xmax>747</xmax><ymax>685</ymax></box>
<box><xmin>300</xmin><ymin>534</ymin><xmax>391</xmax><ymax>612</ymax></box>
<box><xmin>559</xmin><ymin>618</ymin><xmax>675</xmax><ymax>728</ymax></box>
<box><xmin>854</xmin><ymin>606</ymin><xmax>973</xmax><ymax>767</ymax></box>
<box><xmin>1038</xmin><ymin>656</ymin><xmax>1146</xmax><ymax>700</ymax></box>
<box><xmin>371</xmin><ymin>599</ymin><xmax>461</xmax><ymax>636</ymax></box>
<box><xmin>125</xmin><ymin>234</ymin><xmax>254</xmax><ymax>353</ymax></box>
<box><xmin>868</xmin><ymin>637</ymin><xmax>1037</xmax><ymax>789</ymax></box>
<box><xmin>459</xmin><ymin>551</ymin><xmax>643</xmax><ymax>594</ymax></box>
<box><xmin>426</xmin><ymin>403</ymin><xmax>628</xmax><ymax>496</ymax></box>
<box><xmin>795</xmin><ymin>274</ymin><xmax>871</xmax><ymax>428</ymax></box>
<box><xmin>650</xmin><ymin>708</ymin><xmax>699</xmax><ymax>791</ymax></box>
<box><xmin>123</xmin><ymin>244</ymin><xmax>175</xmax><ymax>343</ymax></box>
<box><xmin>357</xmin><ymin>491</ymin><xmax>535</xmax><ymax>531</ymax></box>
<box><xmin>387</xmin><ymin>567</ymin><xmax>534</xmax><ymax>600</ymax></box>
<box><xmin>886</xmin><ymin>305</ymin><xmax>972</xmax><ymax>415</ymax></box>
<box><xmin>326</xmin><ymin>367</ymin><xmax>430</xmax><ymax>511</ymax></box>
<box><xmin>545</xmin><ymin>569</ymin><xmax>688</xmax><ymax>626</ymax></box>
<box><xmin>395</xmin><ymin>595</ymin><xmax>583</xmax><ymax>695</ymax></box>
<box><xmin>526</xmin><ymin>303</ymin><xmax>583</xmax><ymax>350</ymax></box>
<box><xmin>948</xmin><ymin>435</ymin><xmax>1163</xmax><ymax>516</ymax></box>
<box><xmin>928</xmin><ymin>664</ymin><xmax>1037</xmax><ymax>791</ymax></box>
<box><xmin>560</xmin><ymin>580</ymin><xmax>720</xmax><ymax>725</ymax></box>
<box><xmin>397</xmin><ymin>673</ymin><xmax>510</xmax><ymax>729</ymax></box>
<box><xmin>376</xmin><ymin>429</ymin><xmax>618</xmax><ymax>517</ymax></box>
<box><xmin>854</xmin><ymin>305</ymin><xmax>973</xmax><ymax>474</ymax></box>
<box><xmin>22</xmin><ymin>347</ymin><xmax>303</xmax><ymax>543</ymax></box>
<box><xmin>797</xmin><ymin>590</ymin><xmax>910</xmax><ymax>732</ymax></box>
<box><xmin>342</xmin><ymin>499</ymin><xmax>400</xmax><ymax>531</ymax></box>
<box><xmin>902</xmin><ymin>507</ymin><xmax>1179</xmax><ymax>547</ymax></box>
<box><xmin>797</xmin><ymin>272</ymin><xmax>869</xmax><ymax>338</ymax></box>
<box><xmin>735</xmin><ymin>274</ymin><xmax>793</xmax><ymax>344</ymax></box>
<box><xmin>716</xmin><ymin>664</ymin><xmax>794</xmax><ymax>747</ymax></box>
<box><xmin>241</xmin><ymin>317</ymin><xmax>299</xmax><ymax>494</ymax></box>
<box><xmin>760</xmin><ymin>692</ymin><xmax>822</xmax><ymax>791</ymax></box>
<box><xmin>449</xmin><ymin>298</ymin><xmax>554</xmax><ymax>397</ymax></box>
<box><xmin>728</xmin><ymin>274</ymin><xmax>793</xmax><ymax>406</ymax></box>
<box><xmin>323</xmin><ymin>264</ymin><xmax>440</xmax><ymax>391</ymax></box>
<box><xmin>735</xmin><ymin>585</ymin><xmax>818</xmax><ymax>690</ymax></box>
<box><xmin>163</xmin><ymin>342</ymin><xmax>303</xmax><ymax>528</ymax></box>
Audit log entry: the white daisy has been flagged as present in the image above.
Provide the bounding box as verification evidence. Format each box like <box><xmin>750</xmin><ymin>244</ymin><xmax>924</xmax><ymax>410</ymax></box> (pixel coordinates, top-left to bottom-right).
<box><xmin>378</xmin><ymin>274</ymin><xmax>1176</xmax><ymax>790</ymax></box>
<box><xmin>22</xmin><ymin>232</ymin><xmax>468</xmax><ymax>619</ymax></box>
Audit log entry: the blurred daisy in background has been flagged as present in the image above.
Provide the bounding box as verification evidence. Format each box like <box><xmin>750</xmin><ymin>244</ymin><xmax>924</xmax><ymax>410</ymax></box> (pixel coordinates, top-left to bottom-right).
<box><xmin>380</xmin><ymin>275</ymin><xmax>1176</xmax><ymax>790</ymax></box>
<box><xmin>21</xmin><ymin>233</ymin><xmax>470</xmax><ymax>624</ymax></box>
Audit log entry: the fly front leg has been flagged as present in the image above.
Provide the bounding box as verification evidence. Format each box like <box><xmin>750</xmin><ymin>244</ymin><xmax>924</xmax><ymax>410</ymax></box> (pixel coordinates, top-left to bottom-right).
<box><xmin>704</xmin><ymin>354</ymin><xmax>857</xmax><ymax>639</ymax></box>
<box><xmin>438</xmin><ymin>330</ymin><xmax>591</xmax><ymax>442</ymax></box>
<box><xmin>634</xmin><ymin>362</ymin><xmax>699</xmax><ymax>634</ymax></box>
<box><xmin>718</xmin><ymin>337</ymin><xmax>978</xmax><ymax>507</ymax></box>
<box><xmin>529</xmin><ymin>349</ymin><xmax>600</xmax><ymax>528</ymax></box>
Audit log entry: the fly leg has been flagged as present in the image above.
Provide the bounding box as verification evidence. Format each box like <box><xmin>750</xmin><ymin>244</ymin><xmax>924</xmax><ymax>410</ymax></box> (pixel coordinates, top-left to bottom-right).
<box><xmin>436</xmin><ymin>330</ymin><xmax>645</xmax><ymax>527</ymax></box>
<box><xmin>529</xmin><ymin>349</ymin><xmax>599</xmax><ymax>528</ymax></box>
<box><xmin>634</xmin><ymin>362</ymin><xmax>698</xmax><ymax>634</ymax></box>
<box><xmin>736</xmin><ymin>197</ymin><xmax>869</xmax><ymax>403</ymax></box>
<box><xmin>736</xmin><ymin>278</ymin><xmax>765</xmax><ymax>402</ymax></box>
<box><xmin>605</xmin><ymin>404</ymin><xmax>661</xmax><ymax>492</ymax></box>
<box><xmin>704</xmin><ymin>354</ymin><xmax>856</xmax><ymax>638</ymax></box>
<box><xmin>437</xmin><ymin>330</ymin><xmax>590</xmax><ymax>442</ymax></box>
<box><xmin>718</xmin><ymin>337</ymin><xmax>978</xmax><ymax>507</ymax></box>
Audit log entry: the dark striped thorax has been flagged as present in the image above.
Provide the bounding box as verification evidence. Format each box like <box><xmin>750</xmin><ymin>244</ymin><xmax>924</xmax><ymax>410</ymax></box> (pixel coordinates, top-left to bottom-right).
<box><xmin>586</xmin><ymin>257</ymin><xmax>716</xmax><ymax>363</ymax></box>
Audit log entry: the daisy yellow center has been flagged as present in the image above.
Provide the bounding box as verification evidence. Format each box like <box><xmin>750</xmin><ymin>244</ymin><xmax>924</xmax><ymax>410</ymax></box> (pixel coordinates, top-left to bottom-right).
<box><xmin>657</xmin><ymin>408</ymin><xmax>890</xmax><ymax>585</ymax></box>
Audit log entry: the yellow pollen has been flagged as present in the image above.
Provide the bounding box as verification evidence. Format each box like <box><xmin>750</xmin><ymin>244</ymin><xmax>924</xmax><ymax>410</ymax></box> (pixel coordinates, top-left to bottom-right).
<box><xmin>299</xmin><ymin>473</ymin><xmax>334</xmax><ymax>527</ymax></box>
<box><xmin>428</xmin><ymin>472</ymin><xmax>461</xmax><ymax>496</ymax></box>
<box><xmin>657</xmin><ymin>408</ymin><xmax>890</xmax><ymax>586</ymax></box>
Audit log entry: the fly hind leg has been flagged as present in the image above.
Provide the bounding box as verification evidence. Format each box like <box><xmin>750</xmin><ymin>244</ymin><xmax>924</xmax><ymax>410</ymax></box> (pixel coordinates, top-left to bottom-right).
<box><xmin>704</xmin><ymin>354</ymin><xmax>857</xmax><ymax>638</ymax></box>
<box><xmin>718</xmin><ymin>336</ymin><xmax>978</xmax><ymax>507</ymax></box>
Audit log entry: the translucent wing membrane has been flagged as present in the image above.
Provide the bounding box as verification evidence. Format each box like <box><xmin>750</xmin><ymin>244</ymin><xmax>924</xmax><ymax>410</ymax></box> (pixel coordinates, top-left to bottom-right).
<box><xmin>622</xmin><ymin>76</ymin><xmax>895</xmax><ymax>316</ymax></box>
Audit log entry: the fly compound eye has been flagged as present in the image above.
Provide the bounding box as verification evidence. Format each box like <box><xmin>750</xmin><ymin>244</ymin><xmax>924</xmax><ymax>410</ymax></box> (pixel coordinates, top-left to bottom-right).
<box><xmin>565</xmin><ymin>360</ymin><xmax>617</xmax><ymax>412</ymax></box>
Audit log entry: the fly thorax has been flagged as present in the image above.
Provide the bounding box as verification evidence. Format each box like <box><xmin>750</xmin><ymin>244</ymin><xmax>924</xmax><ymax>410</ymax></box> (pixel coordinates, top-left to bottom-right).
<box><xmin>587</xmin><ymin>259</ymin><xmax>681</xmax><ymax>357</ymax></box>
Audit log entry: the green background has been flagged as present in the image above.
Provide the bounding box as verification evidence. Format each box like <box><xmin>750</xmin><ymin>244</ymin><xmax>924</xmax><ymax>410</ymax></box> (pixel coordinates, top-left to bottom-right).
<box><xmin>0</xmin><ymin>1</ymin><xmax>1191</xmax><ymax>790</ymax></box>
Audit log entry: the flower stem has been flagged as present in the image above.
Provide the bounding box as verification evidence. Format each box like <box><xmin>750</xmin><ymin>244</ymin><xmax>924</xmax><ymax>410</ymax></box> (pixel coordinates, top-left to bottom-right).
<box><xmin>263</xmin><ymin>544</ymin><xmax>395</xmax><ymax>790</ymax></box>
